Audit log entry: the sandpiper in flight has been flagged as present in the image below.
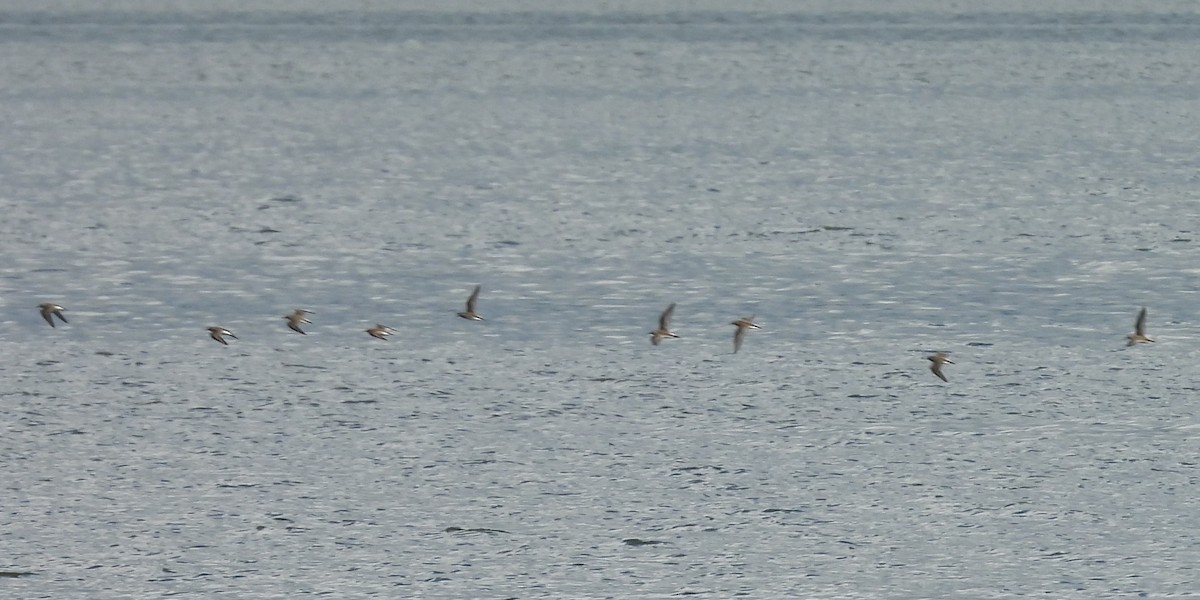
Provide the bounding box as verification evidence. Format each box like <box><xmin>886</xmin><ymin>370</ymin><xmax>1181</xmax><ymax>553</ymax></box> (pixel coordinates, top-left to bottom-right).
<box><xmin>208</xmin><ymin>326</ymin><xmax>237</xmax><ymax>345</ymax></box>
<box><xmin>650</xmin><ymin>303</ymin><xmax>679</xmax><ymax>345</ymax></box>
<box><xmin>731</xmin><ymin>316</ymin><xmax>760</xmax><ymax>353</ymax></box>
<box><xmin>457</xmin><ymin>285</ymin><xmax>484</xmax><ymax>321</ymax></box>
<box><xmin>366</xmin><ymin>324</ymin><xmax>395</xmax><ymax>340</ymax></box>
<box><xmin>38</xmin><ymin>303</ymin><xmax>68</xmax><ymax>327</ymax></box>
<box><xmin>284</xmin><ymin>309</ymin><xmax>313</xmax><ymax>334</ymax></box>
<box><xmin>1127</xmin><ymin>307</ymin><xmax>1153</xmax><ymax>346</ymax></box>
<box><xmin>928</xmin><ymin>352</ymin><xmax>953</xmax><ymax>382</ymax></box>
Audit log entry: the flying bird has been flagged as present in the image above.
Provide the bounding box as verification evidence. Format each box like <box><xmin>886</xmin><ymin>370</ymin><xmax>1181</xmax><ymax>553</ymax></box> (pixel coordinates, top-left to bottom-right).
<box><xmin>366</xmin><ymin>324</ymin><xmax>395</xmax><ymax>340</ymax></box>
<box><xmin>208</xmin><ymin>326</ymin><xmax>237</xmax><ymax>345</ymax></box>
<box><xmin>927</xmin><ymin>352</ymin><xmax>954</xmax><ymax>382</ymax></box>
<box><xmin>284</xmin><ymin>309</ymin><xmax>313</xmax><ymax>334</ymax></box>
<box><xmin>649</xmin><ymin>303</ymin><xmax>679</xmax><ymax>345</ymax></box>
<box><xmin>1126</xmin><ymin>307</ymin><xmax>1153</xmax><ymax>346</ymax></box>
<box><xmin>730</xmin><ymin>316</ymin><xmax>760</xmax><ymax>353</ymax></box>
<box><xmin>457</xmin><ymin>285</ymin><xmax>484</xmax><ymax>321</ymax></box>
<box><xmin>38</xmin><ymin>303</ymin><xmax>68</xmax><ymax>327</ymax></box>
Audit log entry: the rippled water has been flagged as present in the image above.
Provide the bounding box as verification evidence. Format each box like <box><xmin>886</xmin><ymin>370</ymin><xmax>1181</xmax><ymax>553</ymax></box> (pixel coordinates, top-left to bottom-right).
<box><xmin>3</xmin><ymin>2</ymin><xmax>1200</xmax><ymax>598</ymax></box>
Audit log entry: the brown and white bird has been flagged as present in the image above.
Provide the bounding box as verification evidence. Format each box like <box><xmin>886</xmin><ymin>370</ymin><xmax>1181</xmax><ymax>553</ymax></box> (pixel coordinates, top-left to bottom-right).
<box><xmin>284</xmin><ymin>309</ymin><xmax>313</xmax><ymax>334</ymax></box>
<box><xmin>208</xmin><ymin>326</ymin><xmax>237</xmax><ymax>345</ymax></box>
<box><xmin>649</xmin><ymin>303</ymin><xmax>679</xmax><ymax>346</ymax></box>
<box><xmin>366</xmin><ymin>324</ymin><xmax>395</xmax><ymax>340</ymax></box>
<box><xmin>1126</xmin><ymin>307</ymin><xmax>1153</xmax><ymax>346</ymax></box>
<box><xmin>730</xmin><ymin>316</ymin><xmax>760</xmax><ymax>353</ymax></box>
<box><xmin>927</xmin><ymin>352</ymin><xmax>953</xmax><ymax>382</ymax></box>
<box><xmin>457</xmin><ymin>285</ymin><xmax>484</xmax><ymax>321</ymax></box>
<box><xmin>38</xmin><ymin>303</ymin><xmax>68</xmax><ymax>327</ymax></box>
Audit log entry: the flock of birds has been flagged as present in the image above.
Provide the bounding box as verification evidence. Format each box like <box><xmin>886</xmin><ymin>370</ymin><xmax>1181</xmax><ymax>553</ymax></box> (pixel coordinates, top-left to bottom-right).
<box><xmin>34</xmin><ymin>293</ymin><xmax>1156</xmax><ymax>384</ymax></box>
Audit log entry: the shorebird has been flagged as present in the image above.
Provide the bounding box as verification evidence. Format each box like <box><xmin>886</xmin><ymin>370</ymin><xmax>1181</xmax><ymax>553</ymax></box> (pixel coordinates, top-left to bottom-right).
<box><xmin>457</xmin><ymin>285</ymin><xmax>484</xmax><ymax>321</ymax></box>
<box><xmin>366</xmin><ymin>324</ymin><xmax>395</xmax><ymax>340</ymax></box>
<box><xmin>1126</xmin><ymin>307</ymin><xmax>1153</xmax><ymax>346</ymax></box>
<box><xmin>649</xmin><ymin>303</ymin><xmax>679</xmax><ymax>346</ymax></box>
<box><xmin>208</xmin><ymin>326</ymin><xmax>237</xmax><ymax>345</ymax></box>
<box><xmin>37</xmin><ymin>303</ymin><xmax>68</xmax><ymax>327</ymax></box>
<box><xmin>927</xmin><ymin>352</ymin><xmax>953</xmax><ymax>382</ymax></box>
<box><xmin>731</xmin><ymin>316</ymin><xmax>760</xmax><ymax>353</ymax></box>
<box><xmin>284</xmin><ymin>309</ymin><xmax>313</xmax><ymax>334</ymax></box>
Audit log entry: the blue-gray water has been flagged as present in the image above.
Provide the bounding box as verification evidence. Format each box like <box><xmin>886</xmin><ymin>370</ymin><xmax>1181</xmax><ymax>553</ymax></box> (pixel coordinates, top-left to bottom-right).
<box><xmin>3</xmin><ymin>2</ymin><xmax>1200</xmax><ymax>597</ymax></box>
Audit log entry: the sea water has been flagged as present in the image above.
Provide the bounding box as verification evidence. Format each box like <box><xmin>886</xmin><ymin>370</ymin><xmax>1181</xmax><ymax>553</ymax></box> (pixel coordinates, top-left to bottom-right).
<box><xmin>2</xmin><ymin>2</ymin><xmax>1199</xmax><ymax>597</ymax></box>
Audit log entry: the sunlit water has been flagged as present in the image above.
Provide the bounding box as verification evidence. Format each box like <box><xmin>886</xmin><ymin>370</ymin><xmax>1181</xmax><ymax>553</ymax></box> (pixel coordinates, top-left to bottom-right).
<box><xmin>3</xmin><ymin>2</ymin><xmax>1200</xmax><ymax>598</ymax></box>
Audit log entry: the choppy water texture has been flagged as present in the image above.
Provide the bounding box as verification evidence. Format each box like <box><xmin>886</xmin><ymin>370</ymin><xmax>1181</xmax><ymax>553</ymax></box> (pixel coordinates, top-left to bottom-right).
<box><xmin>3</xmin><ymin>1</ymin><xmax>1200</xmax><ymax>598</ymax></box>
